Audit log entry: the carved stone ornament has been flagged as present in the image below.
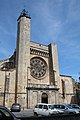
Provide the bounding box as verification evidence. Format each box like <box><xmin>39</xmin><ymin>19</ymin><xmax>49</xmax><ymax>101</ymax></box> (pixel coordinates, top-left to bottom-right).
<box><xmin>30</xmin><ymin>57</ymin><xmax>47</xmax><ymax>79</ymax></box>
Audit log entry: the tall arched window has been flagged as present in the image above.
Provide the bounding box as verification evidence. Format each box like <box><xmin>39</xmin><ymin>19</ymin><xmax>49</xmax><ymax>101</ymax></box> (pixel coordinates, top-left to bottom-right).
<box><xmin>61</xmin><ymin>80</ymin><xmax>65</xmax><ymax>98</ymax></box>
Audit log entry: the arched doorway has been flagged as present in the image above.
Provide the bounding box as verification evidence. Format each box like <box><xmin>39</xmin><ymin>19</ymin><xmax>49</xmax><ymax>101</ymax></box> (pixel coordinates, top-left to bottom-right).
<box><xmin>41</xmin><ymin>93</ymin><xmax>48</xmax><ymax>103</ymax></box>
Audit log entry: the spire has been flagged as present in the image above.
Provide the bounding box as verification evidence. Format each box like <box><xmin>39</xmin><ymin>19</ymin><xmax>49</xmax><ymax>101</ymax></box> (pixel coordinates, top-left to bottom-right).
<box><xmin>17</xmin><ymin>9</ymin><xmax>31</xmax><ymax>21</ymax></box>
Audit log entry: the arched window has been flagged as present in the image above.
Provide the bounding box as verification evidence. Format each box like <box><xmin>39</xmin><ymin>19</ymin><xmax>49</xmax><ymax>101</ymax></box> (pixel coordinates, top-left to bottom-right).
<box><xmin>61</xmin><ymin>80</ymin><xmax>65</xmax><ymax>98</ymax></box>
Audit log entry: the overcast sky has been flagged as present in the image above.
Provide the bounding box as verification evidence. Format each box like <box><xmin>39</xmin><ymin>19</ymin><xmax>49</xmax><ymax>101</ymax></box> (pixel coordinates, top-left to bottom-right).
<box><xmin>0</xmin><ymin>0</ymin><xmax>80</xmax><ymax>81</ymax></box>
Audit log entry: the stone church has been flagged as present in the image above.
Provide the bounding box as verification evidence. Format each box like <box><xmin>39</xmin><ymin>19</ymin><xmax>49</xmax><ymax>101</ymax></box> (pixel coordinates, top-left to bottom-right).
<box><xmin>0</xmin><ymin>9</ymin><xmax>76</xmax><ymax>109</ymax></box>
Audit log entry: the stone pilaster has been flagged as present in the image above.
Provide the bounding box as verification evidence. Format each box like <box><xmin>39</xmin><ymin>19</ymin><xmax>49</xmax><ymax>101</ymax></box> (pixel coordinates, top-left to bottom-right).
<box><xmin>48</xmin><ymin>43</ymin><xmax>60</xmax><ymax>88</ymax></box>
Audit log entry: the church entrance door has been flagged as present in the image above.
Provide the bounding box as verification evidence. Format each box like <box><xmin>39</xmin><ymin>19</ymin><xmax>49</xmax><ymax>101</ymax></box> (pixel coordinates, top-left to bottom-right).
<box><xmin>41</xmin><ymin>93</ymin><xmax>48</xmax><ymax>104</ymax></box>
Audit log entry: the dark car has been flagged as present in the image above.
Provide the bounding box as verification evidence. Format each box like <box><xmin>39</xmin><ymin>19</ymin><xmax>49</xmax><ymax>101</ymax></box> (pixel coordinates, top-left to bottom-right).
<box><xmin>0</xmin><ymin>105</ymin><xmax>21</xmax><ymax>120</ymax></box>
<box><xmin>11</xmin><ymin>103</ymin><xmax>21</xmax><ymax>112</ymax></box>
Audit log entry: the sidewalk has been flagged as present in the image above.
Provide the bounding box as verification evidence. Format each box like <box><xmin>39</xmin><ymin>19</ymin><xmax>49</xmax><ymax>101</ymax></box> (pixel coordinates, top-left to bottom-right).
<box><xmin>13</xmin><ymin>108</ymin><xmax>34</xmax><ymax>117</ymax></box>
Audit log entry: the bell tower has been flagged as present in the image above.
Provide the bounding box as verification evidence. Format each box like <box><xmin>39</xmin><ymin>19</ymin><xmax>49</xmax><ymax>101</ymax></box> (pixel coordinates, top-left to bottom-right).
<box><xmin>15</xmin><ymin>9</ymin><xmax>31</xmax><ymax>108</ymax></box>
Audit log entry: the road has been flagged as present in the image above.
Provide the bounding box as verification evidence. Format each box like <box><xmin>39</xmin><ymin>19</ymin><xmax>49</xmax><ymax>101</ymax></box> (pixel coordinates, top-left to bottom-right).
<box><xmin>13</xmin><ymin>109</ymin><xmax>34</xmax><ymax>117</ymax></box>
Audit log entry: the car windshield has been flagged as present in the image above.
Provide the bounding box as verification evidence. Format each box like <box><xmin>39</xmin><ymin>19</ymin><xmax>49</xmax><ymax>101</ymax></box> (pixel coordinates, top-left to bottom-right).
<box><xmin>68</xmin><ymin>104</ymin><xmax>80</xmax><ymax>109</ymax></box>
<box><xmin>72</xmin><ymin>105</ymin><xmax>80</xmax><ymax>109</ymax></box>
<box><xmin>12</xmin><ymin>104</ymin><xmax>20</xmax><ymax>107</ymax></box>
<box><xmin>66</xmin><ymin>105</ymin><xmax>72</xmax><ymax>109</ymax></box>
<box><xmin>13</xmin><ymin>105</ymin><xmax>19</xmax><ymax>107</ymax></box>
<box><xmin>0</xmin><ymin>108</ymin><xmax>11</xmax><ymax>117</ymax></box>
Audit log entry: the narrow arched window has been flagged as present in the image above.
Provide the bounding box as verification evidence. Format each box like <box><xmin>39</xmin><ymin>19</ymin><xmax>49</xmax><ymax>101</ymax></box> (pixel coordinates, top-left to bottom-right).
<box><xmin>61</xmin><ymin>80</ymin><xmax>65</xmax><ymax>98</ymax></box>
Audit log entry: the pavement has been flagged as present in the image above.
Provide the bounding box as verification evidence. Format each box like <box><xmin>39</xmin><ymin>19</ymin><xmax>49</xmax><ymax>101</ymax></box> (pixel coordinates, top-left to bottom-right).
<box><xmin>13</xmin><ymin>109</ymin><xmax>34</xmax><ymax>117</ymax></box>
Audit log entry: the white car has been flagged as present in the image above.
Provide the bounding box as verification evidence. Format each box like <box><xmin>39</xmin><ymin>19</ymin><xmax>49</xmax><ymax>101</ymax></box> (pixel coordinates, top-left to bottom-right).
<box><xmin>33</xmin><ymin>103</ymin><xmax>64</xmax><ymax>116</ymax></box>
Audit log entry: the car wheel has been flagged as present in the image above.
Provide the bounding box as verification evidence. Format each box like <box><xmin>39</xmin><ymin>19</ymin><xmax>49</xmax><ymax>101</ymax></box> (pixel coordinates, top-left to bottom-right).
<box><xmin>34</xmin><ymin>112</ymin><xmax>38</xmax><ymax>116</ymax></box>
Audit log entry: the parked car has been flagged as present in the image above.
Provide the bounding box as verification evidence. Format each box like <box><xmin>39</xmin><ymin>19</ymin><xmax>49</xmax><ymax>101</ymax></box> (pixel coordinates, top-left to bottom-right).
<box><xmin>67</xmin><ymin>104</ymin><xmax>80</xmax><ymax>114</ymax></box>
<box><xmin>33</xmin><ymin>103</ymin><xmax>64</xmax><ymax>116</ymax></box>
<box><xmin>0</xmin><ymin>105</ymin><xmax>21</xmax><ymax>120</ymax></box>
<box><xmin>52</xmin><ymin>104</ymin><xmax>77</xmax><ymax>115</ymax></box>
<box><xmin>10</xmin><ymin>103</ymin><xmax>21</xmax><ymax>112</ymax></box>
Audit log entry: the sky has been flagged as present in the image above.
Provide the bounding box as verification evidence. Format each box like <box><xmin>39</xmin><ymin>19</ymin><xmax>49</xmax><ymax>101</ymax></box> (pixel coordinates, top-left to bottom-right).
<box><xmin>0</xmin><ymin>0</ymin><xmax>80</xmax><ymax>81</ymax></box>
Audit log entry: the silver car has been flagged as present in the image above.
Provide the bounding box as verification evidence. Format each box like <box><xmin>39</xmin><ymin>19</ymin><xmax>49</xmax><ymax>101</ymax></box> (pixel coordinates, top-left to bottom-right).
<box><xmin>0</xmin><ymin>106</ymin><xmax>21</xmax><ymax>120</ymax></box>
<box><xmin>52</xmin><ymin>104</ymin><xmax>77</xmax><ymax>115</ymax></box>
<box><xmin>67</xmin><ymin>104</ymin><xmax>80</xmax><ymax>114</ymax></box>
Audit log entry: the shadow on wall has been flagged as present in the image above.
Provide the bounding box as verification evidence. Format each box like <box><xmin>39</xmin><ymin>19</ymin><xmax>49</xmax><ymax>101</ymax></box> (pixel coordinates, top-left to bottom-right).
<box><xmin>70</xmin><ymin>93</ymin><xmax>80</xmax><ymax>105</ymax></box>
<box><xmin>70</xmin><ymin>95</ymin><xmax>77</xmax><ymax>104</ymax></box>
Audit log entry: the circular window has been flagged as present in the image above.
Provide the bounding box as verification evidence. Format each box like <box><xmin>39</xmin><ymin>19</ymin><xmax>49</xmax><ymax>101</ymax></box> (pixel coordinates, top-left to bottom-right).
<box><xmin>30</xmin><ymin>57</ymin><xmax>47</xmax><ymax>79</ymax></box>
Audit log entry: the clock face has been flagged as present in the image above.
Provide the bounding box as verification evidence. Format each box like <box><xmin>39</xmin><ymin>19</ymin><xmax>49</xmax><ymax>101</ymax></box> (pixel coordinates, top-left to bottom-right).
<box><xmin>30</xmin><ymin>57</ymin><xmax>47</xmax><ymax>79</ymax></box>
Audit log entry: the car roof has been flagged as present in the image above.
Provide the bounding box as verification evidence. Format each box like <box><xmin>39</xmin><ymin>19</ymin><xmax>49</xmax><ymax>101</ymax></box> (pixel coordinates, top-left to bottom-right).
<box><xmin>52</xmin><ymin>104</ymin><xmax>65</xmax><ymax>105</ymax></box>
<box><xmin>36</xmin><ymin>103</ymin><xmax>51</xmax><ymax>105</ymax></box>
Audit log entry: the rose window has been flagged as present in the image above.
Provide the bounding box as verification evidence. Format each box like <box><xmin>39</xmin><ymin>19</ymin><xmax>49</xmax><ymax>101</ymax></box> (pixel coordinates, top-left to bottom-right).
<box><xmin>30</xmin><ymin>57</ymin><xmax>47</xmax><ymax>79</ymax></box>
